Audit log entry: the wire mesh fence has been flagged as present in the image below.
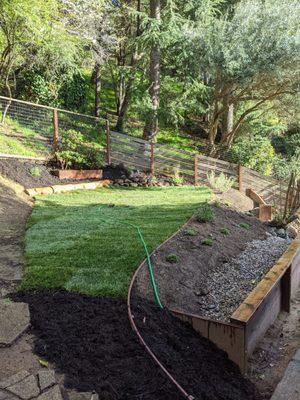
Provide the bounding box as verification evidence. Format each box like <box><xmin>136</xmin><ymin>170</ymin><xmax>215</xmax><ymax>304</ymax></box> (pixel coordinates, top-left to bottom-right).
<box><xmin>0</xmin><ymin>96</ymin><xmax>106</xmax><ymax>159</ymax></box>
<box><xmin>0</xmin><ymin>95</ymin><xmax>288</xmax><ymax>209</ymax></box>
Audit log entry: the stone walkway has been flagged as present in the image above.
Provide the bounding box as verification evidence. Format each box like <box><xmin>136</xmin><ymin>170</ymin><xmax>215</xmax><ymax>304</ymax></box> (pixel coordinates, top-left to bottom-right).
<box><xmin>0</xmin><ymin>178</ymin><xmax>97</xmax><ymax>400</ymax></box>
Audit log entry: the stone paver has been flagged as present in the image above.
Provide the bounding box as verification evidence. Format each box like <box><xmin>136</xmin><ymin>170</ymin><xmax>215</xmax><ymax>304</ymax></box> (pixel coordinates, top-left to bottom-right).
<box><xmin>293</xmin><ymin>348</ymin><xmax>300</xmax><ymax>363</ymax></box>
<box><xmin>37</xmin><ymin>386</ymin><xmax>62</xmax><ymax>400</ymax></box>
<box><xmin>0</xmin><ymin>371</ymin><xmax>63</xmax><ymax>400</ymax></box>
<box><xmin>271</xmin><ymin>351</ymin><xmax>300</xmax><ymax>400</ymax></box>
<box><xmin>0</xmin><ymin>389</ymin><xmax>19</xmax><ymax>400</ymax></box>
<box><xmin>37</xmin><ymin>371</ymin><xmax>56</xmax><ymax>392</ymax></box>
<box><xmin>7</xmin><ymin>375</ymin><xmax>39</xmax><ymax>400</ymax></box>
<box><xmin>0</xmin><ymin>372</ymin><xmax>30</xmax><ymax>390</ymax></box>
<box><xmin>0</xmin><ymin>301</ymin><xmax>30</xmax><ymax>346</ymax></box>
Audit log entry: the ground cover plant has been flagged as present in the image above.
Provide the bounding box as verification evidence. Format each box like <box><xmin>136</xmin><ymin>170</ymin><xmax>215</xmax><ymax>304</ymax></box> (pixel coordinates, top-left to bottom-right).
<box><xmin>23</xmin><ymin>186</ymin><xmax>211</xmax><ymax>297</ymax></box>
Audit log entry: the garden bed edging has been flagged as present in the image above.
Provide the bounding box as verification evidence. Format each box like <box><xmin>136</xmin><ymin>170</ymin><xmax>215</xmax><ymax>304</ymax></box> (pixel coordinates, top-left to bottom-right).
<box><xmin>173</xmin><ymin>236</ymin><xmax>300</xmax><ymax>373</ymax></box>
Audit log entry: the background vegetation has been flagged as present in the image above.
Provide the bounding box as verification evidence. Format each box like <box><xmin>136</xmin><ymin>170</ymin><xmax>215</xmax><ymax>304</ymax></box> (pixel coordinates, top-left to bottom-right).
<box><xmin>0</xmin><ymin>0</ymin><xmax>299</xmax><ymax>178</ymax></box>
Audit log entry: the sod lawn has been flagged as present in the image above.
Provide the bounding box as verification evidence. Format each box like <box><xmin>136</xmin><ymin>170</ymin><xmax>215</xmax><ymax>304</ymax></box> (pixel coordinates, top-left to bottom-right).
<box><xmin>23</xmin><ymin>186</ymin><xmax>211</xmax><ymax>297</ymax></box>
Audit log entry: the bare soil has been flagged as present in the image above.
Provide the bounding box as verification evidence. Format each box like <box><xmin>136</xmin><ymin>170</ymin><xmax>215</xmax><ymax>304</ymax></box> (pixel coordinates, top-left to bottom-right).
<box><xmin>135</xmin><ymin>204</ymin><xmax>272</xmax><ymax>319</ymax></box>
<box><xmin>247</xmin><ymin>288</ymin><xmax>300</xmax><ymax>399</ymax></box>
<box><xmin>0</xmin><ymin>159</ymin><xmax>101</xmax><ymax>189</ymax></box>
<box><xmin>13</xmin><ymin>290</ymin><xmax>262</xmax><ymax>400</ymax></box>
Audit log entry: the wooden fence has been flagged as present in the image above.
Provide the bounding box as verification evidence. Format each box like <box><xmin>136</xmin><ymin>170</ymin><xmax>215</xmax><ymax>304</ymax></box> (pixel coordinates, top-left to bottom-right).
<box><xmin>107</xmin><ymin>127</ymin><xmax>287</xmax><ymax>209</ymax></box>
<box><xmin>0</xmin><ymin>95</ymin><xmax>288</xmax><ymax>209</ymax></box>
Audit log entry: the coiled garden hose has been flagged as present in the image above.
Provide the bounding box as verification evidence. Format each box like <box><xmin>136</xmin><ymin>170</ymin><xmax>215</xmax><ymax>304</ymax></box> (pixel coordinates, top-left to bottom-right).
<box><xmin>96</xmin><ymin>205</ymin><xmax>163</xmax><ymax>309</ymax></box>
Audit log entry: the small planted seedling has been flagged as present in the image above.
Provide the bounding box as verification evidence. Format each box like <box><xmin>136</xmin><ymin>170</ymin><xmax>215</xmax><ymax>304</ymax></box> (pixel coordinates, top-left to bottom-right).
<box><xmin>240</xmin><ymin>222</ymin><xmax>250</xmax><ymax>230</ymax></box>
<box><xmin>195</xmin><ymin>203</ymin><xmax>215</xmax><ymax>223</ymax></box>
<box><xmin>166</xmin><ymin>253</ymin><xmax>180</xmax><ymax>263</ymax></box>
<box><xmin>220</xmin><ymin>228</ymin><xmax>230</xmax><ymax>236</ymax></box>
<box><xmin>184</xmin><ymin>228</ymin><xmax>198</xmax><ymax>237</ymax></box>
<box><xmin>202</xmin><ymin>238</ymin><xmax>214</xmax><ymax>246</ymax></box>
<box><xmin>30</xmin><ymin>166</ymin><xmax>41</xmax><ymax>177</ymax></box>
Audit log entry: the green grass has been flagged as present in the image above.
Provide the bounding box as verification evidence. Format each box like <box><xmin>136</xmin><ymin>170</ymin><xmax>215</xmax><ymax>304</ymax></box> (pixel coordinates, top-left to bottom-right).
<box><xmin>0</xmin><ymin>118</ymin><xmax>51</xmax><ymax>157</ymax></box>
<box><xmin>23</xmin><ymin>186</ymin><xmax>211</xmax><ymax>297</ymax></box>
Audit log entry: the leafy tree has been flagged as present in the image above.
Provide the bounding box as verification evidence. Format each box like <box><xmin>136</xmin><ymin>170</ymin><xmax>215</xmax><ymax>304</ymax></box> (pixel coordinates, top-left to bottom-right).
<box><xmin>187</xmin><ymin>0</ymin><xmax>300</xmax><ymax>153</ymax></box>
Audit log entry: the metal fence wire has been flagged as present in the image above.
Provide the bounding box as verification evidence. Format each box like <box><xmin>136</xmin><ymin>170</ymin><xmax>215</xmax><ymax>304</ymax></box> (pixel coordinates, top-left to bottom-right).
<box><xmin>0</xmin><ymin>96</ymin><xmax>106</xmax><ymax>157</ymax></box>
<box><xmin>0</xmin><ymin>95</ymin><xmax>288</xmax><ymax>209</ymax></box>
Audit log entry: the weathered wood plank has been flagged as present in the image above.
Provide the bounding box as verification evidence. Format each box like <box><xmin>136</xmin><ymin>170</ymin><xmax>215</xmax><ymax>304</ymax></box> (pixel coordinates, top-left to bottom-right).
<box><xmin>231</xmin><ymin>238</ymin><xmax>300</xmax><ymax>324</ymax></box>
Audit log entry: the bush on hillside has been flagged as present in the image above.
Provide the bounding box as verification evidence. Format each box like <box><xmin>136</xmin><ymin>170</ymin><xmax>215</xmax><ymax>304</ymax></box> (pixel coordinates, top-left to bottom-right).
<box><xmin>228</xmin><ymin>135</ymin><xmax>275</xmax><ymax>176</ymax></box>
<box><xmin>55</xmin><ymin>129</ymin><xmax>103</xmax><ymax>170</ymax></box>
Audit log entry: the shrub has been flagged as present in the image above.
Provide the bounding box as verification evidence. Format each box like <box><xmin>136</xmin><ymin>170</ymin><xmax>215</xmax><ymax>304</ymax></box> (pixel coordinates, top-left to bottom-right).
<box><xmin>228</xmin><ymin>135</ymin><xmax>275</xmax><ymax>176</ymax></box>
<box><xmin>207</xmin><ymin>171</ymin><xmax>236</xmax><ymax>193</ymax></box>
<box><xmin>220</xmin><ymin>228</ymin><xmax>230</xmax><ymax>236</ymax></box>
<box><xmin>202</xmin><ymin>238</ymin><xmax>214</xmax><ymax>246</ymax></box>
<box><xmin>184</xmin><ymin>228</ymin><xmax>198</xmax><ymax>236</ymax></box>
<box><xmin>195</xmin><ymin>203</ymin><xmax>215</xmax><ymax>223</ymax></box>
<box><xmin>171</xmin><ymin>168</ymin><xmax>184</xmax><ymax>185</ymax></box>
<box><xmin>29</xmin><ymin>166</ymin><xmax>41</xmax><ymax>177</ymax></box>
<box><xmin>56</xmin><ymin>129</ymin><xmax>103</xmax><ymax>170</ymax></box>
<box><xmin>166</xmin><ymin>253</ymin><xmax>180</xmax><ymax>263</ymax></box>
<box><xmin>239</xmin><ymin>222</ymin><xmax>250</xmax><ymax>230</ymax></box>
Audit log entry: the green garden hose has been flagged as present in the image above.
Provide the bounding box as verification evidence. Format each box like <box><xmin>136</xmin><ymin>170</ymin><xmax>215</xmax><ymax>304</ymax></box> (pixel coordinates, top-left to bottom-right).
<box><xmin>96</xmin><ymin>205</ymin><xmax>163</xmax><ymax>309</ymax></box>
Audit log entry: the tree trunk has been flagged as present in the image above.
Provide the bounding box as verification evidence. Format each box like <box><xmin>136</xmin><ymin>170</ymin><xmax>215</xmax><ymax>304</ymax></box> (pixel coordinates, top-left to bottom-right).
<box><xmin>94</xmin><ymin>63</ymin><xmax>101</xmax><ymax>117</ymax></box>
<box><xmin>143</xmin><ymin>0</ymin><xmax>161</xmax><ymax>141</ymax></box>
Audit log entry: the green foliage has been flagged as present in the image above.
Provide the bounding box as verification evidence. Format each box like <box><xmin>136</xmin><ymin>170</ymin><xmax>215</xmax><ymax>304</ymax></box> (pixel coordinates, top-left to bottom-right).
<box><xmin>184</xmin><ymin>227</ymin><xmax>198</xmax><ymax>236</ymax></box>
<box><xmin>220</xmin><ymin>228</ymin><xmax>230</xmax><ymax>236</ymax></box>
<box><xmin>56</xmin><ymin>129</ymin><xmax>103</xmax><ymax>170</ymax></box>
<box><xmin>18</xmin><ymin>71</ymin><xmax>60</xmax><ymax>106</ymax></box>
<box><xmin>228</xmin><ymin>135</ymin><xmax>276</xmax><ymax>176</ymax></box>
<box><xmin>207</xmin><ymin>171</ymin><xmax>236</xmax><ymax>193</ymax></box>
<box><xmin>166</xmin><ymin>253</ymin><xmax>180</xmax><ymax>263</ymax></box>
<box><xmin>59</xmin><ymin>72</ymin><xmax>87</xmax><ymax>111</ymax></box>
<box><xmin>30</xmin><ymin>166</ymin><xmax>41</xmax><ymax>177</ymax></box>
<box><xmin>239</xmin><ymin>222</ymin><xmax>250</xmax><ymax>230</ymax></box>
<box><xmin>171</xmin><ymin>168</ymin><xmax>184</xmax><ymax>185</ymax></box>
<box><xmin>201</xmin><ymin>238</ymin><xmax>214</xmax><ymax>246</ymax></box>
<box><xmin>195</xmin><ymin>203</ymin><xmax>215</xmax><ymax>223</ymax></box>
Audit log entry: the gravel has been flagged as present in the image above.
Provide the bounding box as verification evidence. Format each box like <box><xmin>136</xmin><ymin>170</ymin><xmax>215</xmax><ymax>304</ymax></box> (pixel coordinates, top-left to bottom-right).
<box><xmin>197</xmin><ymin>235</ymin><xmax>292</xmax><ymax>321</ymax></box>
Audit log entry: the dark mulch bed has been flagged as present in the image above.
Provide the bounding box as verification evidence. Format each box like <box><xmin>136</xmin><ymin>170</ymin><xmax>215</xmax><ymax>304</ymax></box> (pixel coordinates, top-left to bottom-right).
<box><xmin>0</xmin><ymin>159</ymin><xmax>101</xmax><ymax>188</ymax></box>
<box><xmin>13</xmin><ymin>291</ymin><xmax>262</xmax><ymax>400</ymax></box>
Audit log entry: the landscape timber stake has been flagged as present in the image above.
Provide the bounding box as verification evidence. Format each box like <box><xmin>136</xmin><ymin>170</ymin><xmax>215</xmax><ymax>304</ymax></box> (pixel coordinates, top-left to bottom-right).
<box><xmin>150</xmin><ymin>142</ymin><xmax>155</xmax><ymax>176</ymax></box>
<box><xmin>194</xmin><ymin>154</ymin><xmax>199</xmax><ymax>186</ymax></box>
<box><xmin>106</xmin><ymin>119</ymin><xmax>111</xmax><ymax>165</ymax></box>
<box><xmin>53</xmin><ymin>109</ymin><xmax>59</xmax><ymax>152</ymax></box>
<box><xmin>238</xmin><ymin>165</ymin><xmax>244</xmax><ymax>192</ymax></box>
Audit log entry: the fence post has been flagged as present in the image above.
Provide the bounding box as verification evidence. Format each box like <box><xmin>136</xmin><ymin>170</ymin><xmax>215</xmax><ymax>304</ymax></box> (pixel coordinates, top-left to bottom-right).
<box><xmin>105</xmin><ymin>119</ymin><xmax>111</xmax><ymax>165</ymax></box>
<box><xmin>150</xmin><ymin>142</ymin><xmax>155</xmax><ymax>176</ymax></box>
<box><xmin>238</xmin><ymin>165</ymin><xmax>244</xmax><ymax>192</ymax></box>
<box><xmin>194</xmin><ymin>154</ymin><xmax>199</xmax><ymax>186</ymax></box>
<box><xmin>53</xmin><ymin>109</ymin><xmax>59</xmax><ymax>152</ymax></box>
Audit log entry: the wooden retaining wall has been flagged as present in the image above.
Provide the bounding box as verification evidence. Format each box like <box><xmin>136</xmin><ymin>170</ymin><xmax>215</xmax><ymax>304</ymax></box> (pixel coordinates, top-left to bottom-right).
<box><xmin>173</xmin><ymin>238</ymin><xmax>300</xmax><ymax>373</ymax></box>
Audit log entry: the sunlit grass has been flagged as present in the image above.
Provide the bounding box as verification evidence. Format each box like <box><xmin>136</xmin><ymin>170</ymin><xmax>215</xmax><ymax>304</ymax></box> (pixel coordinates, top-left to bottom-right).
<box><xmin>23</xmin><ymin>186</ymin><xmax>211</xmax><ymax>297</ymax></box>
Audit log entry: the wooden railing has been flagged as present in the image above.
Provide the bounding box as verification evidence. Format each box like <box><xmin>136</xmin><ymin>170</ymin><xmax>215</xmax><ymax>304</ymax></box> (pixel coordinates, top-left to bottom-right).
<box><xmin>107</xmin><ymin>128</ymin><xmax>288</xmax><ymax>210</ymax></box>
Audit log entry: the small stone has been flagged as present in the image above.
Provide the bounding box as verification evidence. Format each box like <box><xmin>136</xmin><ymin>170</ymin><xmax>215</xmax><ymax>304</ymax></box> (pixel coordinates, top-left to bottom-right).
<box><xmin>38</xmin><ymin>370</ymin><xmax>56</xmax><ymax>391</ymax></box>
<box><xmin>0</xmin><ymin>371</ymin><xmax>30</xmax><ymax>390</ymax></box>
<box><xmin>8</xmin><ymin>374</ymin><xmax>39</xmax><ymax>400</ymax></box>
<box><xmin>276</xmin><ymin>228</ymin><xmax>286</xmax><ymax>238</ymax></box>
<box><xmin>130</xmin><ymin>183</ymin><xmax>138</xmax><ymax>188</ymax></box>
<box><xmin>0</xmin><ymin>301</ymin><xmax>30</xmax><ymax>346</ymax></box>
<box><xmin>37</xmin><ymin>385</ymin><xmax>62</xmax><ymax>400</ymax></box>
